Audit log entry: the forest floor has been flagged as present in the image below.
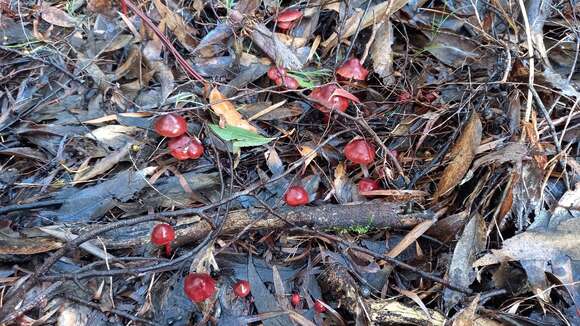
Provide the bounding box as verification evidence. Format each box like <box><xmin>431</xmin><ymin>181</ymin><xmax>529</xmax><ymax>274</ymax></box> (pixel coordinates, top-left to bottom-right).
<box><xmin>0</xmin><ymin>0</ymin><xmax>579</xmax><ymax>324</ymax></box>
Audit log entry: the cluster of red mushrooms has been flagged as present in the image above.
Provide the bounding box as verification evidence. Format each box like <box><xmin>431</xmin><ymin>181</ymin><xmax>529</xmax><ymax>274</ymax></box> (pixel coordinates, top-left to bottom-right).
<box><xmin>154</xmin><ymin>113</ymin><xmax>204</xmax><ymax>160</ymax></box>
<box><xmin>150</xmin><ymin>223</ymin><xmax>328</xmax><ymax>311</ymax></box>
<box><xmin>146</xmin><ymin>7</ymin><xmax>386</xmax><ymax>314</ymax></box>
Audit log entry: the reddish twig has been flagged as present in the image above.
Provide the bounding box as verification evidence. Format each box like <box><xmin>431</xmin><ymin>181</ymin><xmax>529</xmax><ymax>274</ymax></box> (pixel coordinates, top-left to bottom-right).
<box><xmin>123</xmin><ymin>0</ymin><xmax>207</xmax><ymax>85</ymax></box>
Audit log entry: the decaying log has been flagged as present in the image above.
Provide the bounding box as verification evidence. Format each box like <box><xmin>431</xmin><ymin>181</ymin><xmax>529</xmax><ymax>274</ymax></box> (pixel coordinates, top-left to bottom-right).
<box><xmin>100</xmin><ymin>201</ymin><xmax>433</xmax><ymax>249</ymax></box>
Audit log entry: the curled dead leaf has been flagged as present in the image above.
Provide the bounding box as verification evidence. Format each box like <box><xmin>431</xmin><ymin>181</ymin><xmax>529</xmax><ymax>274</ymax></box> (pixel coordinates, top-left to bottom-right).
<box><xmin>434</xmin><ymin>112</ymin><xmax>482</xmax><ymax>200</ymax></box>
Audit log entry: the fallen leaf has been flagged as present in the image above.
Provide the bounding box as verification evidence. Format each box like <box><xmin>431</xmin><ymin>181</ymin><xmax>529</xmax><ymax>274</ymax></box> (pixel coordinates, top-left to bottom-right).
<box><xmin>444</xmin><ymin>214</ymin><xmax>486</xmax><ymax>309</ymax></box>
<box><xmin>0</xmin><ymin>233</ymin><xmax>61</xmax><ymax>255</ymax></box>
<box><xmin>73</xmin><ymin>145</ymin><xmax>131</xmax><ymax>182</ymax></box>
<box><xmin>0</xmin><ymin>147</ymin><xmax>48</xmax><ymax>162</ymax></box>
<box><xmin>41</xmin><ymin>5</ymin><xmax>78</xmax><ymax>27</ymax></box>
<box><xmin>209</xmin><ymin>88</ymin><xmax>257</xmax><ymax>132</ymax></box>
<box><xmin>153</xmin><ymin>0</ymin><xmax>198</xmax><ymax>51</ymax></box>
<box><xmin>435</xmin><ymin>112</ymin><xmax>482</xmax><ymax>200</ymax></box>
<box><xmin>297</xmin><ymin>144</ymin><xmax>317</xmax><ymax>171</ymax></box>
<box><xmin>370</xmin><ymin>18</ymin><xmax>394</xmax><ymax>83</ymax></box>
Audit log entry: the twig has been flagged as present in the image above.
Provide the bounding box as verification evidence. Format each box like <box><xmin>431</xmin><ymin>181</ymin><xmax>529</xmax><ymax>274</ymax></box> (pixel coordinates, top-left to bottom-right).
<box><xmin>0</xmin><ymin>199</ymin><xmax>65</xmax><ymax>215</ymax></box>
<box><xmin>63</xmin><ymin>294</ymin><xmax>154</xmax><ymax>324</ymax></box>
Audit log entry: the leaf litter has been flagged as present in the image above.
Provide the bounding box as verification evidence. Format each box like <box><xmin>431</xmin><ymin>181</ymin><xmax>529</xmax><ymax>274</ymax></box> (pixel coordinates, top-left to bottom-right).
<box><xmin>0</xmin><ymin>0</ymin><xmax>579</xmax><ymax>324</ymax></box>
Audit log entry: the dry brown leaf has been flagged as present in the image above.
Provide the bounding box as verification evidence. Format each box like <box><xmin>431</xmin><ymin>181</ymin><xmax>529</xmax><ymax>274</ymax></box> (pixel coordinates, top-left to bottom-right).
<box><xmin>0</xmin><ymin>234</ymin><xmax>61</xmax><ymax>255</ymax></box>
<box><xmin>153</xmin><ymin>0</ymin><xmax>198</xmax><ymax>51</ymax></box>
<box><xmin>297</xmin><ymin>144</ymin><xmax>317</xmax><ymax>170</ymax></box>
<box><xmin>387</xmin><ymin>219</ymin><xmax>434</xmax><ymax>258</ymax></box>
<box><xmin>209</xmin><ymin>88</ymin><xmax>257</xmax><ymax>132</ymax></box>
<box><xmin>41</xmin><ymin>5</ymin><xmax>78</xmax><ymax>27</ymax></box>
<box><xmin>87</xmin><ymin>0</ymin><xmax>111</xmax><ymax>14</ymax></box>
<box><xmin>434</xmin><ymin>112</ymin><xmax>482</xmax><ymax>200</ymax></box>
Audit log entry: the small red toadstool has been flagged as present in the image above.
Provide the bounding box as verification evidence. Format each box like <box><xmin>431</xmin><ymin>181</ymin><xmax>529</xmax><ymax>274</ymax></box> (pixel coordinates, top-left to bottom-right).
<box><xmin>184</xmin><ymin>273</ymin><xmax>216</xmax><ymax>303</ymax></box>
<box><xmin>167</xmin><ymin>135</ymin><xmax>204</xmax><ymax>160</ymax></box>
<box><xmin>151</xmin><ymin>223</ymin><xmax>175</xmax><ymax>256</ymax></box>
<box><xmin>336</xmin><ymin>58</ymin><xmax>369</xmax><ymax>81</ymax></box>
<box><xmin>314</xmin><ymin>299</ymin><xmax>327</xmax><ymax>313</ymax></box>
<box><xmin>267</xmin><ymin>66</ymin><xmax>299</xmax><ymax>90</ymax></box>
<box><xmin>358</xmin><ymin>178</ymin><xmax>380</xmax><ymax>193</ymax></box>
<box><xmin>290</xmin><ymin>293</ymin><xmax>301</xmax><ymax>306</ymax></box>
<box><xmin>309</xmin><ymin>84</ymin><xmax>349</xmax><ymax>113</ymax></box>
<box><xmin>284</xmin><ymin>186</ymin><xmax>309</xmax><ymax>206</ymax></box>
<box><xmin>233</xmin><ymin>280</ymin><xmax>251</xmax><ymax>298</ymax></box>
<box><xmin>276</xmin><ymin>9</ymin><xmax>303</xmax><ymax>31</ymax></box>
<box><xmin>154</xmin><ymin>114</ymin><xmax>187</xmax><ymax>138</ymax></box>
<box><xmin>344</xmin><ymin>139</ymin><xmax>376</xmax><ymax>176</ymax></box>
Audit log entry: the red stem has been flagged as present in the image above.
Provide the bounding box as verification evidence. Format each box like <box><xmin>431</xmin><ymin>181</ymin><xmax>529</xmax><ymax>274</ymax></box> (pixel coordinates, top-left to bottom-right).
<box><xmin>120</xmin><ymin>0</ymin><xmax>127</xmax><ymax>15</ymax></box>
<box><xmin>165</xmin><ymin>243</ymin><xmax>171</xmax><ymax>257</ymax></box>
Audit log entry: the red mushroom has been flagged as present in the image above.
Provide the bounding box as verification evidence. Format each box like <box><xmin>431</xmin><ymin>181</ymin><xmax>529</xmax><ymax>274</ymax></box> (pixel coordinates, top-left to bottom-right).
<box><xmin>233</xmin><ymin>280</ymin><xmax>251</xmax><ymax>298</ymax></box>
<box><xmin>167</xmin><ymin>135</ymin><xmax>204</xmax><ymax>160</ymax></box>
<box><xmin>314</xmin><ymin>299</ymin><xmax>327</xmax><ymax>313</ymax></box>
<box><xmin>184</xmin><ymin>273</ymin><xmax>216</xmax><ymax>303</ymax></box>
<box><xmin>336</xmin><ymin>58</ymin><xmax>369</xmax><ymax>81</ymax></box>
<box><xmin>344</xmin><ymin>139</ymin><xmax>376</xmax><ymax>176</ymax></box>
<box><xmin>284</xmin><ymin>186</ymin><xmax>309</xmax><ymax>206</ymax></box>
<box><xmin>358</xmin><ymin>178</ymin><xmax>380</xmax><ymax>193</ymax></box>
<box><xmin>151</xmin><ymin>223</ymin><xmax>175</xmax><ymax>256</ymax></box>
<box><xmin>267</xmin><ymin>66</ymin><xmax>299</xmax><ymax>90</ymax></box>
<box><xmin>276</xmin><ymin>9</ymin><xmax>302</xmax><ymax>31</ymax></box>
<box><xmin>290</xmin><ymin>293</ymin><xmax>301</xmax><ymax>307</ymax></box>
<box><xmin>309</xmin><ymin>84</ymin><xmax>350</xmax><ymax>113</ymax></box>
<box><xmin>154</xmin><ymin>114</ymin><xmax>187</xmax><ymax>138</ymax></box>
<box><xmin>398</xmin><ymin>91</ymin><xmax>412</xmax><ymax>103</ymax></box>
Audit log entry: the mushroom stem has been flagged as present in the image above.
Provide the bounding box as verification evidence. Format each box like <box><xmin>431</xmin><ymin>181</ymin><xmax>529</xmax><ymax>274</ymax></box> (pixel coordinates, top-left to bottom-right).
<box><xmin>164</xmin><ymin>243</ymin><xmax>171</xmax><ymax>257</ymax></box>
<box><xmin>361</xmin><ymin>164</ymin><xmax>369</xmax><ymax>178</ymax></box>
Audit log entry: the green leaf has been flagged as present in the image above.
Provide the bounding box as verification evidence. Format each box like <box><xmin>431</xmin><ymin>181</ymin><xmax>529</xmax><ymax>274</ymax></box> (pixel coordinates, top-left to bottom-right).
<box><xmin>209</xmin><ymin>124</ymin><xmax>273</xmax><ymax>147</ymax></box>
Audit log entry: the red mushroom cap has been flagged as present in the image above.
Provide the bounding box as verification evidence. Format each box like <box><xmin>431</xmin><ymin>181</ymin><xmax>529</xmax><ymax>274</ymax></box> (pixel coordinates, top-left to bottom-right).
<box><xmin>233</xmin><ymin>280</ymin><xmax>251</xmax><ymax>297</ymax></box>
<box><xmin>277</xmin><ymin>9</ymin><xmax>303</xmax><ymax>22</ymax></box>
<box><xmin>314</xmin><ymin>299</ymin><xmax>327</xmax><ymax>313</ymax></box>
<box><xmin>154</xmin><ymin>114</ymin><xmax>187</xmax><ymax>138</ymax></box>
<box><xmin>336</xmin><ymin>58</ymin><xmax>369</xmax><ymax>81</ymax></box>
<box><xmin>309</xmin><ymin>85</ymin><xmax>349</xmax><ymax>113</ymax></box>
<box><xmin>184</xmin><ymin>273</ymin><xmax>216</xmax><ymax>303</ymax></box>
<box><xmin>276</xmin><ymin>9</ymin><xmax>302</xmax><ymax>31</ymax></box>
<box><xmin>151</xmin><ymin>223</ymin><xmax>175</xmax><ymax>246</ymax></box>
<box><xmin>284</xmin><ymin>186</ymin><xmax>309</xmax><ymax>206</ymax></box>
<box><xmin>358</xmin><ymin>178</ymin><xmax>380</xmax><ymax>193</ymax></box>
<box><xmin>290</xmin><ymin>293</ymin><xmax>301</xmax><ymax>306</ymax></box>
<box><xmin>167</xmin><ymin>135</ymin><xmax>204</xmax><ymax>160</ymax></box>
<box><xmin>267</xmin><ymin>66</ymin><xmax>286</xmax><ymax>81</ymax></box>
<box><xmin>344</xmin><ymin>139</ymin><xmax>376</xmax><ymax>165</ymax></box>
<box><xmin>276</xmin><ymin>76</ymin><xmax>299</xmax><ymax>90</ymax></box>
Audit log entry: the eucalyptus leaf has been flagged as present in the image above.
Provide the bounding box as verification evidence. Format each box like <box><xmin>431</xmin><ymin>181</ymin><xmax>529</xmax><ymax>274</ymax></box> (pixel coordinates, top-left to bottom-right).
<box><xmin>209</xmin><ymin>124</ymin><xmax>273</xmax><ymax>148</ymax></box>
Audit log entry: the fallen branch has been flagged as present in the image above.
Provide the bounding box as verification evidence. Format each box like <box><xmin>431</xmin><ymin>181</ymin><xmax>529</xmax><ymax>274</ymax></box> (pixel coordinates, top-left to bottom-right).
<box><xmin>100</xmin><ymin>201</ymin><xmax>432</xmax><ymax>249</ymax></box>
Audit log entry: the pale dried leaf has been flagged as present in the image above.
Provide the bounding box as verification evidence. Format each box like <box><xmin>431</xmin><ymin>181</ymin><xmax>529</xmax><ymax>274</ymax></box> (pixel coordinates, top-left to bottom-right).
<box><xmin>370</xmin><ymin>18</ymin><xmax>394</xmax><ymax>83</ymax></box>
<box><xmin>444</xmin><ymin>214</ymin><xmax>486</xmax><ymax>309</ymax></box>
<box><xmin>41</xmin><ymin>5</ymin><xmax>78</xmax><ymax>27</ymax></box>
<box><xmin>74</xmin><ymin>145</ymin><xmax>131</xmax><ymax>182</ymax></box>
<box><xmin>209</xmin><ymin>88</ymin><xmax>257</xmax><ymax>132</ymax></box>
<box><xmin>435</xmin><ymin>112</ymin><xmax>482</xmax><ymax>200</ymax></box>
<box><xmin>321</xmin><ymin>0</ymin><xmax>409</xmax><ymax>49</ymax></box>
